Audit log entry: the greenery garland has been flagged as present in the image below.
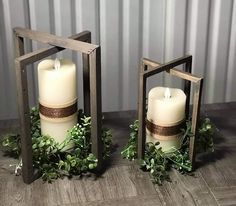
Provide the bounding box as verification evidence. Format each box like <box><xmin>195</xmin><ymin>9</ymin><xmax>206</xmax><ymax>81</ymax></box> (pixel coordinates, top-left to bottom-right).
<box><xmin>121</xmin><ymin>118</ymin><xmax>215</xmax><ymax>185</ymax></box>
<box><xmin>1</xmin><ymin>107</ymin><xmax>112</xmax><ymax>182</ymax></box>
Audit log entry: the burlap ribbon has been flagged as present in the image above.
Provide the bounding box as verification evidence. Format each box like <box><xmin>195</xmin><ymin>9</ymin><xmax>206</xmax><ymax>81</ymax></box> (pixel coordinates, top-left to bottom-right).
<box><xmin>146</xmin><ymin>119</ymin><xmax>184</xmax><ymax>136</ymax></box>
<box><xmin>39</xmin><ymin>102</ymin><xmax>77</xmax><ymax>118</ymax></box>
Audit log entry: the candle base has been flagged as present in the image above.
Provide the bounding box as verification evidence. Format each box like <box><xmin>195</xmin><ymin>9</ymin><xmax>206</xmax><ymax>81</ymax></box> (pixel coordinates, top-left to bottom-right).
<box><xmin>40</xmin><ymin>113</ymin><xmax>77</xmax><ymax>150</ymax></box>
<box><xmin>146</xmin><ymin>129</ymin><xmax>181</xmax><ymax>153</ymax></box>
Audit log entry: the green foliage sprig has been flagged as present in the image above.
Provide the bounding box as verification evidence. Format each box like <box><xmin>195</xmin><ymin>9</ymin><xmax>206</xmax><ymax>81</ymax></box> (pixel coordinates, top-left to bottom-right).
<box><xmin>121</xmin><ymin>118</ymin><xmax>215</xmax><ymax>185</ymax></box>
<box><xmin>120</xmin><ymin>120</ymin><xmax>139</xmax><ymax>160</ymax></box>
<box><xmin>1</xmin><ymin>107</ymin><xmax>112</xmax><ymax>182</ymax></box>
<box><xmin>1</xmin><ymin>133</ymin><xmax>21</xmax><ymax>157</ymax></box>
<box><xmin>140</xmin><ymin>142</ymin><xmax>170</xmax><ymax>185</ymax></box>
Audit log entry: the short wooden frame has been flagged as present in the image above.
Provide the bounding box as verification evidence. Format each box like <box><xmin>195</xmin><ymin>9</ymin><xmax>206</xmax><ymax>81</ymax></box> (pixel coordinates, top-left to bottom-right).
<box><xmin>137</xmin><ymin>55</ymin><xmax>203</xmax><ymax>170</ymax></box>
<box><xmin>14</xmin><ymin>27</ymin><xmax>102</xmax><ymax>184</ymax></box>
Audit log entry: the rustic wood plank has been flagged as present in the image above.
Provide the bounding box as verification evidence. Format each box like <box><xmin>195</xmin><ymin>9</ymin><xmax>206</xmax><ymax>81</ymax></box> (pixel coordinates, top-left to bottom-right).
<box><xmin>198</xmin><ymin>105</ymin><xmax>236</xmax><ymax>192</ymax></box>
<box><xmin>190</xmin><ymin>79</ymin><xmax>203</xmax><ymax>169</ymax></box>
<box><xmin>168</xmin><ymin>69</ymin><xmax>201</xmax><ymax>83</ymax></box>
<box><xmin>142</xmin><ymin>58</ymin><xmax>160</xmax><ymax>68</ymax></box>
<box><xmin>1</xmin><ymin>103</ymin><xmax>236</xmax><ymax>205</ymax></box>
<box><xmin>137</xmin><ymin>61</ymin><xmax>146</xmax><ymax>159</ymax></box>
<box><xmin>198</xmin><ymin>140</ymin><xmax>236</xmax><ymax>189</ymax></box>
<box><xmin>212</xmin><ymin>186</ymin><xmax>236</xmax><ymax>206</ymax></box>
<box><xmin>14</xmin><ymin>34</ymin><xmax>34</xmax><ymax>184</ymax></box>
<box><xmin>155</xmin><ymin>170</ymin><xmax>218</xmax><ymax>206</ymax></box>
<box><xmin>143</xmin><ymin>55</ymin><xmax>192</xmax><ymax>77</ymax></box>
<box><xmin>127</xmin><ymin>165</ymin><xmax>157</xmax><ymax>196</ymax></box>
<box><xmin>15</xmin><ymin>31</ymin><xmax>91</xmax><ymax>66</ymax></box>
<box><xmin>89</xmin><ymin>47</ymin><xmax>103</xmax><ymax>169</ymax></box>
<box><xmin>75</xmin><ymin>195</ymin><xmax>163</xmax><ymax>206</ymax></box>
<box><xmin>98</xmin><ymin>166</ymin><xmax>138</xmax><ymax>200</ymax></box>
<box><xmin>142</xmin><ymin>57</ymin><xmax>200</xmax><ymax>83</ymax></box>
<box><xmin>184</xmin><ymin>57</ymin><xmax>192</xmax><ymax>120</ymax></box>
<box><xmin>43</xmin><ymin>179</ymin><xmax>88</xmax><ymax>205</ymax></box>
<box><xmin>82</xmin><ymin>32</ymin><xmax>91</xmax><ymax>116</ymax></box>
<box><xmin>0</xmin><ymin>176</ymin><xmax>33</xmax><ymax>206</ymax></box>
<box><xmin>14</xmin><ymin>27</ymin><xmax>98</xmax><ymax>54</ymax></box>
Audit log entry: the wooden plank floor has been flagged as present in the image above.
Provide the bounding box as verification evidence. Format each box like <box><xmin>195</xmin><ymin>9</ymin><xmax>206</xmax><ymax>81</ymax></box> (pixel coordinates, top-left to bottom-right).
<box><xmin>0</xmin><ymin>103</ymin><xmax>236</xmax><ymax>206</ymax></box>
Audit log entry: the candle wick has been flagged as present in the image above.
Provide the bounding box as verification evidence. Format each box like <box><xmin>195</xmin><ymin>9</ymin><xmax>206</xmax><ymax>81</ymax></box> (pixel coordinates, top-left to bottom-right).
<box><xmin>54</xmin><ymin>58</ymin><xmax>61</xmax><ymax>70</ymax></box>
<box><xmin>164</xmin><ymin>88</ymin><xmax>171</xmax><ymax>99</ymax></box>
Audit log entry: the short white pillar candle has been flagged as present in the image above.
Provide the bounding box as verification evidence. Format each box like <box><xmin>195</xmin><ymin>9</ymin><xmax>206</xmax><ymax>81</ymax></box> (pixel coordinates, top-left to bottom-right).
<box><xmin>146</xmin><ymin>87</ymin><xmax>186</xmax><ymax>152</ymax></box>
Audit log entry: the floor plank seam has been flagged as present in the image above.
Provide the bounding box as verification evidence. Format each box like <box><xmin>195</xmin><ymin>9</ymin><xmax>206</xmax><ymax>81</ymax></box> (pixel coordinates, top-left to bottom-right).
<box><xmin>198</xmin><ymin>170</ymin><xmax>220</xmax><ymax>206</ymax></box>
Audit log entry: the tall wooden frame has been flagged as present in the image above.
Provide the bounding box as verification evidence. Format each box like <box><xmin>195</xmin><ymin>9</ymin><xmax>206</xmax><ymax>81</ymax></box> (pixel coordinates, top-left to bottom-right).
<box><xmin>14</xmin><ymin>27</ymin><xmax>102</xmax><ymax>184</ymax></box>
<box><xmin>137</xmin><ymin>55</ymin><xmax>203</xmax><ymax>170</ymax></box>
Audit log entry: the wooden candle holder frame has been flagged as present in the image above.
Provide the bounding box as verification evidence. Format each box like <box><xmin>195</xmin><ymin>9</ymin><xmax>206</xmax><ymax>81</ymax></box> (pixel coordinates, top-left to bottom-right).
<box><xmin>14</xmin><ymin>27</ymin><xmax>102</xmax><ymax>184</ymax></box>
<box><xmin>137</xmin><ymin>55</ymin><xmax>203</xmax><ymax>170</ymax></box>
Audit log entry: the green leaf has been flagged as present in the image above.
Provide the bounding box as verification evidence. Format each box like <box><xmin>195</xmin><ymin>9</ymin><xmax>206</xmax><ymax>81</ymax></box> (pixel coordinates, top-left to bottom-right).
<box><xmin>88</xmin><ymin>163</ymin><xmax>95</xmax><ymax>169</ymax></box>
<box><xmin>38</xmin><ymin>141</ymin><xmax>45</xmax><ymax>148</ymax></box>
<box><xmin>1</xmin><ymin>107</ymin><xmax>113</xmax><ymax>182</ymax></box>
<box><xmin>66</xmin><ymin>155</ymin><xmax>72</xmax><ymax>160</ymax></box>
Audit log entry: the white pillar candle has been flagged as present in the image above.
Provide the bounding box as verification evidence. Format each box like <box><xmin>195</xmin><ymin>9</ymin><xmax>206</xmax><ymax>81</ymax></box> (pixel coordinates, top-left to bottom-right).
<box><xmin>38</xmin><ymin>59</ymin><xmax>77</xmax><ymax>144</ymax></box>
<box><xmin>146</xmin><ymin>87</ymin><xmax>186</xmax><ymax>152</ymax></box>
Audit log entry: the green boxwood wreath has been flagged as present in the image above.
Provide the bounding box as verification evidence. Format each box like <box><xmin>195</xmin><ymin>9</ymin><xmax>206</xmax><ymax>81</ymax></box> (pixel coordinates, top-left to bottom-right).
<box><xmin>121</xmin><ymin>118</ymin><xmax>215</xmax><ymax>185</ymax></box>
<box><xmin>1</xmin><ymin>107</ymin><xmax>112</xmax><ymax>182</ymax></box>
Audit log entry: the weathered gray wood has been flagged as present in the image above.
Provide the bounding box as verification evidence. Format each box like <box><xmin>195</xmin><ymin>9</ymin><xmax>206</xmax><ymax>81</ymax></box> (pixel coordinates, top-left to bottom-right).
<box><xmin>184</xmin><ymin>57</ymin><xmax>192</xmax><ymax>120</ymax></box>
<box><xmin>82</xmin><ymin>32</ymin><xmax>91</xmax><ymax>116</ymax></box>
<box><xmin>212</xmin><ymin>187</ymin><xmax>236</xmax><ymax>206</ymax></box>
<box><xmin>168</xmin><ymin>68</ymin><xmax>201</xmax><ymax>83</ymax></box>
<box><xmin>80</xmin><ymin>195</ymin><xmax>163</xmax><ymax>206</ymax></box>
<box><xmin>89</xmin><ymin>47</ymin><xmax>102</xmax><ymax>170</ymax></box>
<box><xmin>14</xmin><ymin>35</ymin><xmax>34</xmax><ymax>184</ymax></box>
<box><xmin>2</xmin><ymin>103</ymin><xmax>236</xmax><ymax>205</ymax></box>
<box><xmin>198</xmin><ymin>103</ymin><xmax>236</xmax><ymax>191</ymax></box>
<box><xmin>137</xmin><ymin>60</ymin><xmax>147</xmax><ymax>159</ymax></box>
<box><xmin>142</xmin><ymin>58</ymin><xmax>161</xmax><ymax>68</ymax></box>
<box><xmin>190</xmin><ymin>79</ymin><xmax>203</xmax><ymax>168</ymax></box>
<box><xmin>14</xmin><ymin>27</ymin><xmax>98</xmax><ymax>54</ymax></box>
<box><xmin>1</xmin><ymin>103</ymin><xmax>236</xmax><ymax>205</ymax></box>
<box><xmin>154</xmin><ymin>170</ymin><xmax>218</xmax><ymax>206</ymax></box>
<box><xmin>15</xmin><ymin>31</ymin><xmax>91</xmax><ymax>66</ymax></box>
<box><xmin>143</xmin><ymin>55</ymin><xmax>192</xmax><ymax>78</ymax></box>
<box><xmin>142</xmin><ymin>58</ymin><xmax>200</xmax><ymax>83</ymax></box>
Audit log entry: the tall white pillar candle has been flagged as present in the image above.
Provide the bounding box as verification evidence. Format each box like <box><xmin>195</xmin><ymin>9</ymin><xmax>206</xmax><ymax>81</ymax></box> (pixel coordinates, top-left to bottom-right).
<box><xmin>38</xmin><ymin>59</ymin><xmax>77</xmax><ymax>143</ymax></box>
<box><xmin>146</xmin><ymin>87</ymin><xmax>186</xmax><ymax>152</ymax></box>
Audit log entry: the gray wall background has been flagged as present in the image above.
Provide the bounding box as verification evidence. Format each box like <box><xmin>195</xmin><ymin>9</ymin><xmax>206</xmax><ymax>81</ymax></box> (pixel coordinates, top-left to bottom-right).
<box><xmin>0</xmin><ymin>0</ymin><xmax>236</xmax><ymax>120</ymax></box>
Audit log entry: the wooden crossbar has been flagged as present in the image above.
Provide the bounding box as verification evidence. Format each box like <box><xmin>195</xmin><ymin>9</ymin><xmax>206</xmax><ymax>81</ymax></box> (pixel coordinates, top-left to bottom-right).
<box><xmin>14</xmin><ymin>27</ymin><xmax>98</xmax><ymax>54</ymax></box>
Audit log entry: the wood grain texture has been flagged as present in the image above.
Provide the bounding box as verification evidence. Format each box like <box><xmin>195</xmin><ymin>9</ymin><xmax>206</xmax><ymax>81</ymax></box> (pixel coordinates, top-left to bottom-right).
<box><xmin>143</xmin><ymin>55</ymin><xmax>192</xmax><ymax>78</ymax></box>
<box><xmin>83</xmin><ymin>50</ymin><xmax>91</xmax><ymax>116</ymax></box>
<box><xmin>15</xmin><ymin>31</ymin><xmax>92</xmax><ymax>66</ymax></box>
<box><xmin>212</xmin><ymin>187</ymin><xmax>236</xmax><ymax>206</ymax></box>
<box><xmin>14</xmin><ymin>27</ymin><xmax>98</xmax><ymax>54</ymax></box>
<box><xmin>190</xmin><ymin>79</ymin><xmax>203</xmax><ymax>169</ymax></box>
<box><xmin>137</xmin><ymin>60</ymin><xmax>146</xmax><ymax>159</ymax></box>
<box><xmin>184</xmin><ymin>58</ymin><xmax>192</xmax><ymax>119</ymax></box>
<box><xmin>89</xmin><ymin>47</ymin><xmax>102</xmax><ymax>169</ymax></box>
<box><xmin>14</xmin><ymin>35</ymin><xmax>34</xmax><ymax>184</ymax></box>
<box><xmin>0</xmin><ymin>102</ymin><xmax>236</xmax><ymax>206</ymax></box>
